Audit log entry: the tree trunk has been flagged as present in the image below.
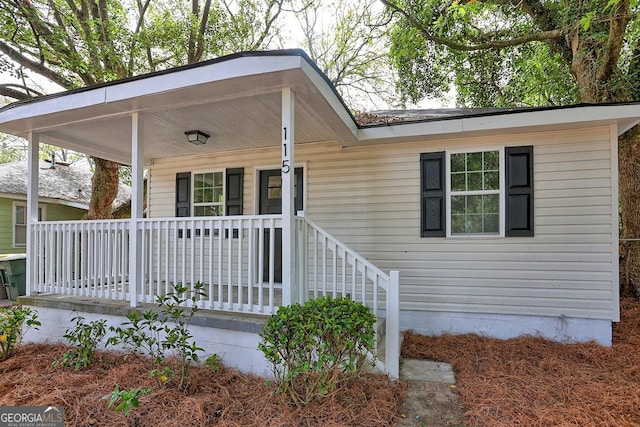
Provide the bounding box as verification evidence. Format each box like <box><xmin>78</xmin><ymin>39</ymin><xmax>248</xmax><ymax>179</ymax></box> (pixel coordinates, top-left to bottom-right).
<box><xmin>87</xmin><ymin>157</ymin><xmax>120</xmax><ymax>219</ymax></box>
<box><xmin>619</xmin><ymin>127</ymin><xmax>640</xmax><ymax>297</ymax></box>
<box><xmin>566</xmin><ymin>31</ymin><xmax>640</xmax><ymax>297</ymax></box>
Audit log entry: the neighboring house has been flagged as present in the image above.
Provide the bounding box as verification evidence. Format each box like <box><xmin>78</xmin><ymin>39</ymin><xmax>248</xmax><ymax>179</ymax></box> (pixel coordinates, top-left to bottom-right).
<box><xmin>0</xmin><ymin>160</ymin><xmax>91</xmax><ymax>254</ymax></box>
<box><xmin>1</xmin><ymin>50</ymin><xmax>639</xmax><ymax>376</ymax></box>
<box><xmin>0</xmin><ymin>160</ymin><xmax>131</xmax><ymax>254</ymax></box>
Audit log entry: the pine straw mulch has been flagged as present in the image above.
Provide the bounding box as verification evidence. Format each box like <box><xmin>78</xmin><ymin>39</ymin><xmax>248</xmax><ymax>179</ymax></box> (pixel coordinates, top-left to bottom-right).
<box><xmin>402</xmin><ymin>298</ymin><xmax>640</xmax><ymax>427</ymax></box>
<box><xmin>0</xmin><ymin>344</ymin><xmax>405</xmax><ymax>426</ymax></box>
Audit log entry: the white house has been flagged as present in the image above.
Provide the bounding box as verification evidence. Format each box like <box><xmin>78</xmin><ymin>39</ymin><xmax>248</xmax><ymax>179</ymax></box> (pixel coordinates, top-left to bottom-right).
<box><xmin>1</xmin><ymin>50</ymin><xmax>639</xmax><ymax>376</ymax></box>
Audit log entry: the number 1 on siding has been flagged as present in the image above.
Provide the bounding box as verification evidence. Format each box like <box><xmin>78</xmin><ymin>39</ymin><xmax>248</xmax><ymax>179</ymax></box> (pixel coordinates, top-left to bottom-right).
<box><xmin>282</xmin><ymin>126</ymin><xmax>290</xmax><ymax>173</ymax></box>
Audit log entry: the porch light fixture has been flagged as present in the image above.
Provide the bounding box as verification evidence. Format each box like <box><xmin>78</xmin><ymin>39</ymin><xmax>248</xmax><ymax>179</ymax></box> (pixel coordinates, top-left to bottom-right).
<box><xmin>185</xmin><ymin>130</ymin><xmax>210</xmax><ymax>145</ymax></box>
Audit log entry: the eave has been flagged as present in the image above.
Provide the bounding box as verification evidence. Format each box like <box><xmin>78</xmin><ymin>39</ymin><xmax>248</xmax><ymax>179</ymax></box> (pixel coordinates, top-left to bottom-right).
<box><xmin>0</xmin><ymin>50</ymin><xmax>358</xmax><ymax>165</ymax></box>
<box><xmin>1</xmin><ymin>49</ymin><xmax>639</xmax><ymax>164</ymax></box>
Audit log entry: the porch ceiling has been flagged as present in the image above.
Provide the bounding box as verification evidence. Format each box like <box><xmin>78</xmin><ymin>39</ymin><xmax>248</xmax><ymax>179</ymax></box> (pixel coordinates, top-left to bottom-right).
<box><xmin>0</xmin><ymin>52</ymin><xmax>358</xmax><ymax>165</ymax></box>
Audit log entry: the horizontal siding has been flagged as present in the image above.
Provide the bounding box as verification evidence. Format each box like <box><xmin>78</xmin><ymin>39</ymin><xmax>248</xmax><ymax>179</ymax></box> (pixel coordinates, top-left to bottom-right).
<box><xmin>149</xmin><ymin>126</ymin><xmax>616</xmax><ymax>321</ymax></box>
<box><xmin>46</xmin><ymin>204</ymin><xmax>86</xmax><ymax>221</ymax></box>
<box><xmin>0</xmin><ymin>199</ymin><xmax>86</xmax><ymax>254</ymax></box>
<box><xmin>0</xmin><ymin>198</ymin><xmax>16</xmax><ymax>253</ymax></box>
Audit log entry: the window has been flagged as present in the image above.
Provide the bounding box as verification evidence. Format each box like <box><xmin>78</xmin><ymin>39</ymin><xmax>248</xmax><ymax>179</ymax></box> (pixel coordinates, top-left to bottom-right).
<box><xmin>175</xmin><ymin>169</ymin><xmax>245</xmax><ymax>238</ymax></box>
<box><xmin>13</xmin><ymin>202</ymin><xmax>44</xmax><ymax>247</ymax></box>
<box><xmin>449</xmin><ymin>150</ymin><xmax>501</xmax><ymax>235</ymax></box>
<box><xmin>420</xmin><ymin>146</ymin><xmax>533</xmax><ymax>238</ymax></box>
<box><xmin>175</xmin><ymin>168</ymin><xmax>244</xmax><ymax>218</ymax></box>
<box><xmin>193</xmin><ymin>171</ymin><xmax>224</xmax><ymax>216</ymax></box>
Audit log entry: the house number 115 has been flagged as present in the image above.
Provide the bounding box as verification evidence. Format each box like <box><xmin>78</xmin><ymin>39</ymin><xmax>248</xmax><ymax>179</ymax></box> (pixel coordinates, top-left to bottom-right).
<box><xmin>282</xmin><ymin>126</ymin><xmax>291</xmax><ymax>173</ymax></box>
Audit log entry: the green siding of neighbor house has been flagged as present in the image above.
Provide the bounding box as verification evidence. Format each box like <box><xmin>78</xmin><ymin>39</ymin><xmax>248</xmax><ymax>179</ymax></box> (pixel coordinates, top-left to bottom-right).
<box><xmin>0</xmin><ymin>198</ymin><xmax>12</xmax><ymax>254</ymax></box>
<box><xmin>0</xmin><ymin>197</ymin><xmax>86</xmax><ymax>254</ymax></box>
<box><xmin>46</xmin><ymin>203</ymin><xmax>86</xmax><ymax>222</ymax></box>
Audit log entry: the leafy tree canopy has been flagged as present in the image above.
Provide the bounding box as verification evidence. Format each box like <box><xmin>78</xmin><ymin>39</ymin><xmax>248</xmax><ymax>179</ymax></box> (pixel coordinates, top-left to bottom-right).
<box><xmin>384</xmin><ymin>0</ymin><xmax>639</xmax><ymax>107</ymax></box>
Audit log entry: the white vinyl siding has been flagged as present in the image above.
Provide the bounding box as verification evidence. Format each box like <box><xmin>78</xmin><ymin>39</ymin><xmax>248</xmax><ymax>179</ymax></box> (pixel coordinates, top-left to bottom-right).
<box><xmin>148</xmin><ymin>125</ymin><xmax>617</xmax><ymax>321</ymax></box>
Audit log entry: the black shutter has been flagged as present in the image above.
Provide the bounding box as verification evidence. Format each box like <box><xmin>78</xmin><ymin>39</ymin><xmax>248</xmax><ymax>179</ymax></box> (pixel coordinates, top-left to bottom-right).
<box><xmin>505</xmin><ymin>146</ymin><xmax>534</xmax><ymax>237</ymax></box>
<box><xmin>420</xmin><ymin>152</ymin><xmax>446</xmax><ymax>237</ymax></box>
<box><xmin>225</xmin><ymin>168</ymin><xmax>244</xmax><ymax>216</ymax></box>
<box><xmin>175</xmin><ymin>172</ymin><xmax>191</xmax><ymax>217</ymax></box>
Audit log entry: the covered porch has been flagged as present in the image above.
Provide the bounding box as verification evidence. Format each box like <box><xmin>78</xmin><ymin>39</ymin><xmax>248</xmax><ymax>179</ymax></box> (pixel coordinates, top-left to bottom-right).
<box><xmin>0</xmin><ymin>50</ymin><xmax>399</xmax><ymax>377</ymax></box>
<box><xmin>30</xmin><ymin>213</ymin><xmax>397</xmax><ymax>317</ymax></box>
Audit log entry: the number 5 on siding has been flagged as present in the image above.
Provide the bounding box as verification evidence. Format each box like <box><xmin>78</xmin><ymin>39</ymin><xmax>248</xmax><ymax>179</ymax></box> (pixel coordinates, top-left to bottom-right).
<box><xmin>282</xmin><ymin>160</ymin><xmax>290</xmax><ymax>174</ymax></box>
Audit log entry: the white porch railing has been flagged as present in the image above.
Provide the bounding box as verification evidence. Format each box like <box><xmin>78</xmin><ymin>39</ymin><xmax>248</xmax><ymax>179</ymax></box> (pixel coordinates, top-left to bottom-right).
<box><xmin>32</xmin><ymin>215</ymin><xmax>284</xmax><ymax>314</ymax></box>
<box><xmin>137</xmin><ymin>215</ymin><xmax>282</xmax><ymax>313</ymax></box>
<box><xmin>32</xmin><ymin>220</ymin><xmax>131</xmax><ymax>300</ymax></box>
<box><xmin>295</xmin><ymin>214</ymin><xmax>400</xmax><ymax>378</ymax></box>
<box><xmin>31</xmin><ymin>213</ymin><xmax>400</xmax><ymax>377</ymax></box>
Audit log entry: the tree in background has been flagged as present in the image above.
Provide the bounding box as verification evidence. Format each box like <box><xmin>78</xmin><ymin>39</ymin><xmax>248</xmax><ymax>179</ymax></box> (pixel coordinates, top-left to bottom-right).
<box><xmin>293</xmin><ymin>0</ymin><xmax>398</xmax><ymax>110</ymax></box>
<box><xmin>0</xmin><ymin>0</ymin><xmax>290</xmax><ymax>218</ymax></box>
<box><xmin>383</xmin><ymin>0</ymin><xmax>640</xmax><ymax>295</ymax></box>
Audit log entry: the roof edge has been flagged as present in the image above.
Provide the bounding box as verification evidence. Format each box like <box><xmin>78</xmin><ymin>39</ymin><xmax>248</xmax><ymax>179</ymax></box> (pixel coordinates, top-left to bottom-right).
<box><xmin>0</xmin><ymin>49</ymin><xmax>358</xmax><ymax>128</ymax></box>
<box><xmin>0</xmin><ymin>192</ymin><xmax>89</xmax><ymax>210</ymax></box>
<box><xmin>358</xmin><ymin>102</ymin><xmax>640</xmax><ymax>129</ymax></box>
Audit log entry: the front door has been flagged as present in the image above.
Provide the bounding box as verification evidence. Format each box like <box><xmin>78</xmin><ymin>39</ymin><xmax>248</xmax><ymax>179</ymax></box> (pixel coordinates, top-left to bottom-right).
<box><xmin>259</xmin><ymin>168</ymin><xmax>303</xmax><ymax>282</ymax></box>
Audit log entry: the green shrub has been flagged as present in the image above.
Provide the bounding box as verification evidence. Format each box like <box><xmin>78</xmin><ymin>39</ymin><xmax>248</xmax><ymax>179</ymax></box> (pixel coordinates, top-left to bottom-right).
<box><xmin>56</xmin><ymin>314</ymin><xmax>107</xmax><ymax>370</ymax></box>
<box><xmin>0</xmin><ymin>305</ymin><xmax>40</xmax><ymax>360</ymax></box>
<box><xmin>205</xmin><ymin>354</ymin><xmax>222</xmax><ymax>372</ymax></box>
<box><xmin>258</xmin><ymin>296</ymin><xmax>376</xmax><ymax>406</ymax></box>
<box><xmin>107</xmin><ymin>282</ymin><xmax>206</xmax><ymax>390</ymax></box>
<box><xmin>104</xmin><ymin>385</ymin><xmax>152</xmax><ymax>415</ymax></box>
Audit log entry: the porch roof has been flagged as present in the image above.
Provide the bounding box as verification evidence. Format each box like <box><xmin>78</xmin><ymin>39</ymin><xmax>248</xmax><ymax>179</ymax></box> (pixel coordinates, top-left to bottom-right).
<box><xmin>0</xmin><ymin>50</ymin><xmax>358</xmax><ymax>165</ymax></box>
<box><xmin>1</xmin><ymin>49</ymin><xmax>640</xmax><ymax>165</ymax></box>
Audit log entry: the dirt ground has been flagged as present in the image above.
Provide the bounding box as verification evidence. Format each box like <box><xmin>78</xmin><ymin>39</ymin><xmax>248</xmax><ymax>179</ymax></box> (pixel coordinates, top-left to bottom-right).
<box><xmin>395</xmin><ymin>377</ymin><xmax>463</xmax><ymax>427</ymax></box>
<box><xmin>0</xmin><ymin>343</ymin><xmax>405</xmax><ymax>426</ymax></box>
<box><xmin>403</xmin><ymin>298</ymin><xmax>640</xmax><ymax>426</ymax></box>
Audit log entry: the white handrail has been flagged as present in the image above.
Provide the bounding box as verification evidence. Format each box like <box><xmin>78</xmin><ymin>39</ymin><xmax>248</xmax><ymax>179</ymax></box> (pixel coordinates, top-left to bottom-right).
<box><xmin>295</xmin><ymin>214</ymin><xmax>400</xmax><ymax>378</ymax></box>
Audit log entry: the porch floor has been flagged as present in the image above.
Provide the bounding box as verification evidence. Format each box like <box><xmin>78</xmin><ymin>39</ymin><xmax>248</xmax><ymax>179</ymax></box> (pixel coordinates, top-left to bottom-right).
<box><xmin>18</xmin><ymin>294</ymin><xmax>268</xmax><ymax>334</ymax></box>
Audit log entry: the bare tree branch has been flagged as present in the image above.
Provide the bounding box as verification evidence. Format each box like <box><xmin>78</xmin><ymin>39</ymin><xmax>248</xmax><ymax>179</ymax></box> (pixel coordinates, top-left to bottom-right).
<box><xmin>599</xmin><ymin>0</ymin><xmax>631</xmax><ymax>81</ymax></box>
<box><xmin>252</xmin><ymin>0</ymin><xmax>286</xmax><ymax>49</ymax></box>
<box><xmin>131</xmin><ymin>0</ymin><xmax>153</xmax><ymax>71</ymax></box>
<box><xmin>194</xmin><ymin>0</ymin><xmax>213</xmax><ymax>62</ymax></box>
<box><xmin>0</xmin><ymin>40</ymin><xmax>73</xmax><ymax>88</ymax></box>
<box><xmin>0</xmin><ymin>83</ymin><xmax>42</xmax><ymax>100</ymax></box>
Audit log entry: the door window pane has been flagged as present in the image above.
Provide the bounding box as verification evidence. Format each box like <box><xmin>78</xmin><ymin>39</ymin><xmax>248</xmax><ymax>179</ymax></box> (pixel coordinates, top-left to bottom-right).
<box><xmin>268</xmin><ymin>175</ymin><xmax>282</xmax><ymax>199</ymax></box>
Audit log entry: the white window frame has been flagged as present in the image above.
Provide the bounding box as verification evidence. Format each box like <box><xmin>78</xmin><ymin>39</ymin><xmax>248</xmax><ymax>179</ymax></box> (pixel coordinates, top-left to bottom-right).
<box><xmin>191</xmin><ymin>170</ymin><xmax>225</xmax><ymax>217</ymax></box>
<box><xmin>13</xmin><ymin>202</ymin><xmax>46</xmax><ymax>248</ymax></box>
<box><xmin>445</xmin><ymin>147</ymin><xmax>505</xmax><ymax>237</ymax></box>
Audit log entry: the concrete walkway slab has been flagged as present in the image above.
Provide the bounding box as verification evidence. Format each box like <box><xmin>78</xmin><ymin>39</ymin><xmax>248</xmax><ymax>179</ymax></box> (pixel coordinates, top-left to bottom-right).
<box><xmin>401</xmin><ymin>359</ymin><xmax>456</xmax><ymax>384</ymax></box>
<box><xmin>396</xmin><ymin>358</ymin><xmax>464</xmax><ymax>427</ymax></box>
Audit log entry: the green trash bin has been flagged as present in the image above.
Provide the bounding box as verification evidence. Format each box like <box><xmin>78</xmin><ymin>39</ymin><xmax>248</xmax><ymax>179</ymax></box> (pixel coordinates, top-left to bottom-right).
<box><xmin>0</xmin><ymin>254</ymin><xmax>27</xmax><ymax>301</ymax></box>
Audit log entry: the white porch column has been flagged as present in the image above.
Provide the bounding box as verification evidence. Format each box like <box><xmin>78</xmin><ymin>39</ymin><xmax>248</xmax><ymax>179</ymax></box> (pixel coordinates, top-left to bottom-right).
<box><xmin>129</xmin><ymin>113</ymin><xmax>144</xmax><ymax>307</ymax></box>
<box><xmin>281</xmin><ymin>88</ymin><xmax>299</xmax><ymax>305</ymax></box>
<box><xmin>25</xmin><ymin>132</ymin><xmax>39</xmax><ymax>296</ymax></box>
